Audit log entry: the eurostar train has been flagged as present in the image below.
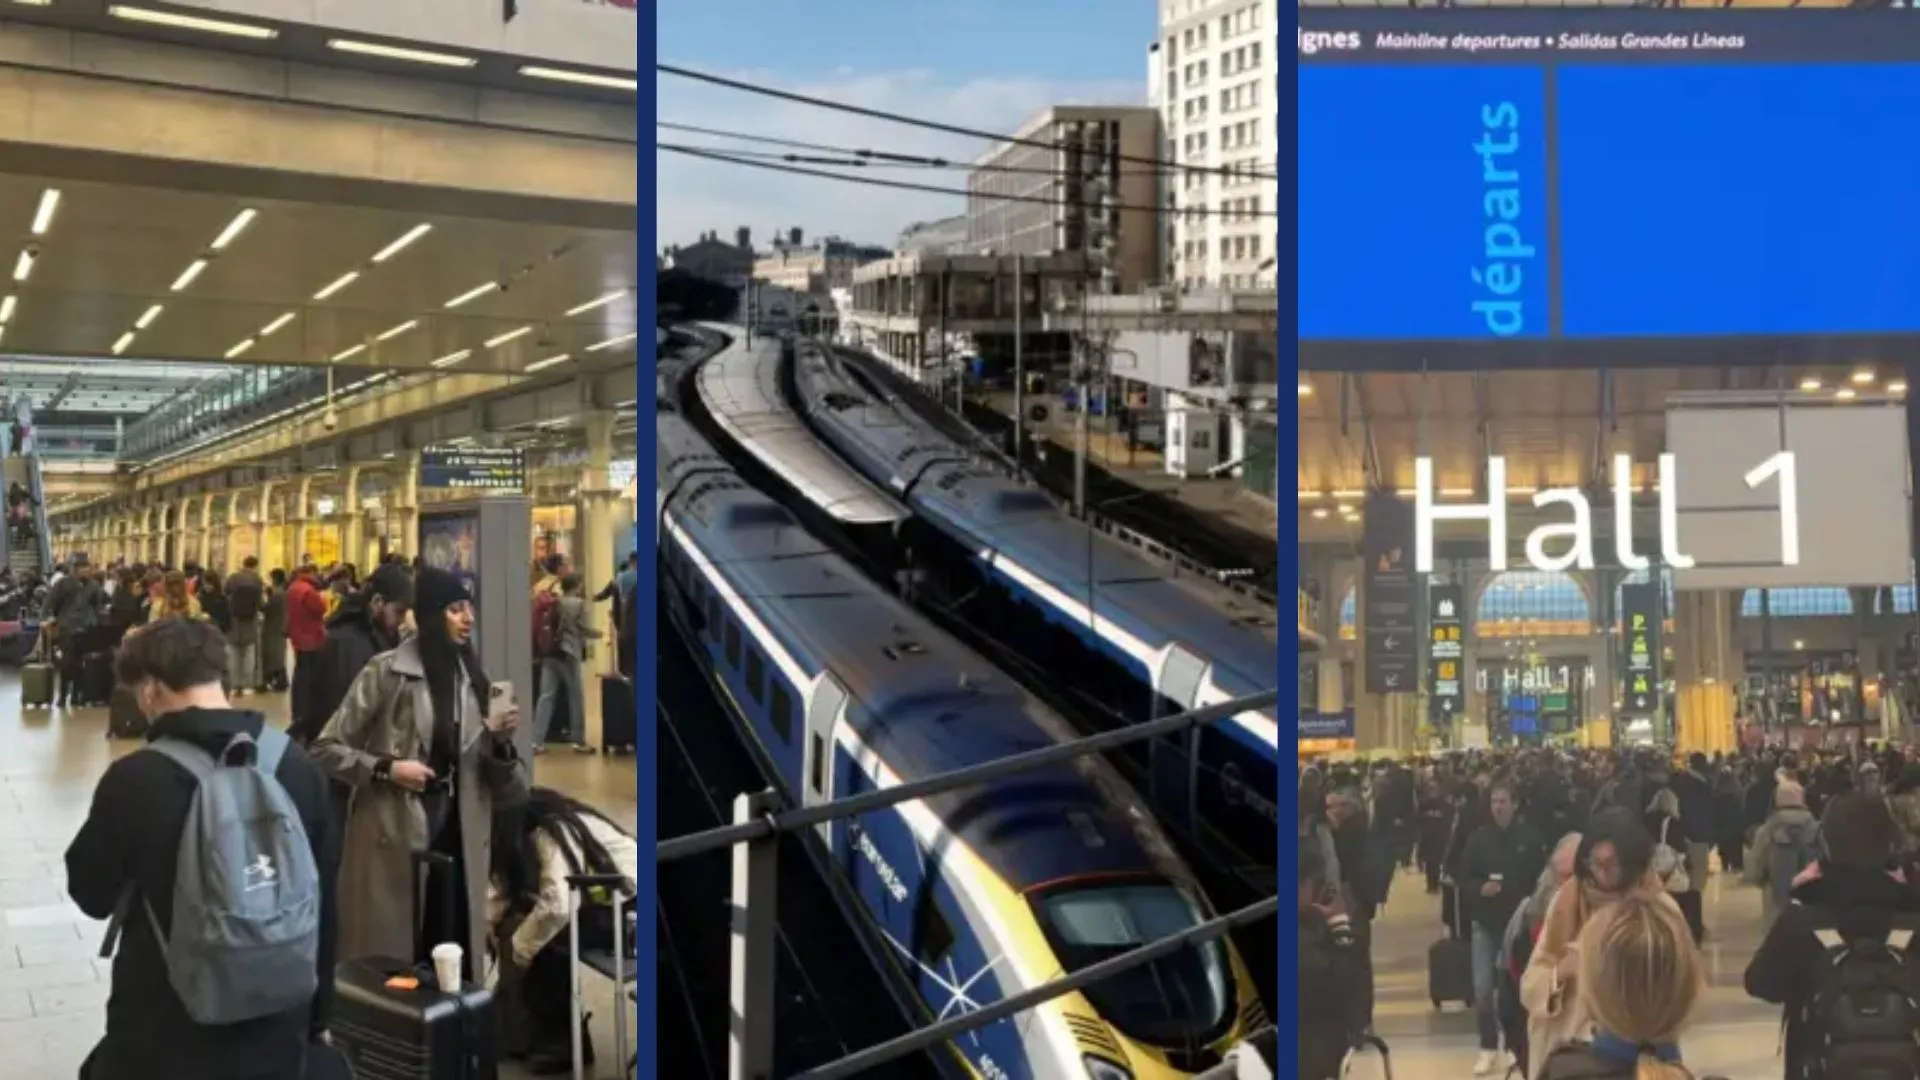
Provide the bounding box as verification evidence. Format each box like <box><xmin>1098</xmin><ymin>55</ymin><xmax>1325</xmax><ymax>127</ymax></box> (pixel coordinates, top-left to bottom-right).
<box><xmin>657</xmin><ymin>411</ymin><xmax>1266</xmax><ymax>1079</ymax></box>
<box><xmin>789</xmin><ymin>343</ymin><xmax>1281</xmax><ymax>877</ymax></box>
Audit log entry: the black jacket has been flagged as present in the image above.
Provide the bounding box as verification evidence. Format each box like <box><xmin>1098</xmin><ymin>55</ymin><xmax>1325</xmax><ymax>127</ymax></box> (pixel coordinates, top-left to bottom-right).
<box><xmin>1298</xmin><ymin>910</ymin><xmax>1367</xmax><ymax>1080</ymax></box>
<box><xmin>1672</xmin><ymin>769</ymin><xmax>1716</xmax><ymax>846</ymax></box>
<box><xmin>1745</xmin><ymin>863</ymin><xmax>1920</xmax><ymax>1077</ymax></box>
<box><xmin>1459</xmin><ymin>819</ymin><xmax>1547</xmax><ymax>931</ymax></box>
<box><xmin>65</xmin><ymin>708</ymin><xmax>341</xmax><ymax>1080</ymax></box>
<box><xmin>302</xmin><ymin>594</ymin><xmax>395</xmax><ymax>740</ymax></box>
<box><xmin>1538</xmin><ymin>1045</ymin><xmax>1719</xmax><ymax>1080</ymax></box>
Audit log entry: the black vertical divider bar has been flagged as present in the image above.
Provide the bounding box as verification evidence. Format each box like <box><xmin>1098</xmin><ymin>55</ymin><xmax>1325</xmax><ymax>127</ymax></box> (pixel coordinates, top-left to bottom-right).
<box><xmin>1544</xmin><ymin>63</ymin><xmax>1564</xmax><ymax>340</ymax></box>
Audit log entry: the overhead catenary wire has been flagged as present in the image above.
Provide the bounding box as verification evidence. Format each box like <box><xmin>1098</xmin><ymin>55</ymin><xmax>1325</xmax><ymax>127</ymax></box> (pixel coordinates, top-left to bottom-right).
<box><xmin>656</xmin><ymin>120</ymin><xmax>1265</xmax><ymax>180</ymax></box>
<box><xmin>656</xmin><ymin>61</ymin><xmax>1277</xmax><ymax>183</ymax></box>
<box><xmin>659</xmin><ymin>143</ymin><xmax>1278</xmax><ymax>219</ymax></box>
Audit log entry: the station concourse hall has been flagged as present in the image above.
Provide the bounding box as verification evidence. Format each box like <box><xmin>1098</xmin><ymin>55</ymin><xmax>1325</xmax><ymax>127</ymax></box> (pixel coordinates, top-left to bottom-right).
<box><xmin>0</xmin><ymin>1</ymin><xmax>641</xmax><ymax>1076</ymax></box>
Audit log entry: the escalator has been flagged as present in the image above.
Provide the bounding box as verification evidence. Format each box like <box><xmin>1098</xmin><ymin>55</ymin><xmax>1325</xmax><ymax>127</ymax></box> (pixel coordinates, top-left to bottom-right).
<box><xmin>0</xmin><ymin>396</ymin><xmax>53</xmax><ymax>579</ymax></box>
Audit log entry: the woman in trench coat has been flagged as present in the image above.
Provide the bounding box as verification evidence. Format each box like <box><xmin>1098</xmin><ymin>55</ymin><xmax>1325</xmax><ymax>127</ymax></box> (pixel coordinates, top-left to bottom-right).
<box><xmin>311</xmin><ymin>567</ymin><xmax>529</xmax><ymax>979</ymax></box>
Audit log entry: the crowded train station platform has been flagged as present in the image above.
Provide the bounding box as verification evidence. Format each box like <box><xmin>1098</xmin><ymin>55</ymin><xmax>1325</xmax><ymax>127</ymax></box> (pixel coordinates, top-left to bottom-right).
<box><xmin>1299</xmin><ymin>6</ymin><xmax>1920</xmax><ymax>1080</ymax></box>
<box><xmin>0</xmin><ymin>0</ymin><xmax>640</xmax><ymax>1075</ymax></box>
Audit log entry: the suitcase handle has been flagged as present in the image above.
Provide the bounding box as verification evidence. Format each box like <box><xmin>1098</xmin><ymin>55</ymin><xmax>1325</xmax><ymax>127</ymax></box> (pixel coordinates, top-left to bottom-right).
<box><xmin>412</xmin><ymin>850</ymin><xmax>457</xmax><ymax>974</ymax></box>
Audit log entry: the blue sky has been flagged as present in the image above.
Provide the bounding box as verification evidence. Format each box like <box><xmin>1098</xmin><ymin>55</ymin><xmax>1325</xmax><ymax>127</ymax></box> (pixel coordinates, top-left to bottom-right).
<box><xmin>655</xmin><ymin>2</ymin><xmax>1156</xmax><ymax>249</ymax></box>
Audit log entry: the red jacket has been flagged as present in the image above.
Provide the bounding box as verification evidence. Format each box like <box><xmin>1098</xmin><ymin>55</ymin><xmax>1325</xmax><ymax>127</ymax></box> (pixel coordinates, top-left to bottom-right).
<box><xmin>285</xmin><ymin>576</ymin><xmax>329</xmax><ymax>652</ymax></box>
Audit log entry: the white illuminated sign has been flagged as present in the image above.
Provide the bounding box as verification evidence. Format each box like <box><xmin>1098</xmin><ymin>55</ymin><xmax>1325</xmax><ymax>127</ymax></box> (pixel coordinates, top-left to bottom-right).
<box><xmin>1414</xmin><ymin>452</ymin><xmax>1799</xmax><ymax>575</ymax></box>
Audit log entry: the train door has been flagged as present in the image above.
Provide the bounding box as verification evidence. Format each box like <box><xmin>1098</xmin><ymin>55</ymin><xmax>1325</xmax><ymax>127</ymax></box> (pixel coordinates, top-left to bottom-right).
<box><xmin>1150</xmin><ymin>646</ymin><xmax>1210</xmax><ymax>836</ymax></box>
<box><xmin>803</xmin><ymin>676</ymin><xmax>849</xmax><ymax>847</ymax></box>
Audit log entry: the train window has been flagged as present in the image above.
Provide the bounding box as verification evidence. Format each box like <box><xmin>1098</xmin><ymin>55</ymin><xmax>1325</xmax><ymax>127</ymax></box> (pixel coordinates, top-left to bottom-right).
<box><xmin>769</xmin><ymin>681</ymin><xmax>794</xmax><ymax>742</ymax></box>
<box><xmin>1032</xmin><ymin>880</ymin><xmax>1231</xmax><ymax>1046</ymax></box>
<box><xmin>809</xmin><ymin>732</ymin><xmax>825</xmax><ymax>793</ymax></box>
<box><xmin>745</xmin><ymin>651</ymin><xmax>766</xmax><ymax>705</ymax></box>
<box><xmin>706</xmin><ymin>594</ymin><xmax>722</xmax><ymax>639</ymax></box>
<box><xmin>724</xmin><ymin>619</ymin><xmax>742</xmax><ymax>667</ymax></box>
<box><xmin>912</xmin><ymin>883</ymin><xmax>955</xmax><ymax>964</ymax></box>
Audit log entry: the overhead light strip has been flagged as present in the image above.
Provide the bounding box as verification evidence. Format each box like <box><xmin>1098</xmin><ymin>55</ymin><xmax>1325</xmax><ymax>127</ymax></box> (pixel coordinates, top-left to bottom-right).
<box><xmin>485</xmin><ymin>326</ymin><xmax>532</xmax><ymax>348</ymax></box>
<box><xmin>328</xmin><ymin>38</ymin><xmax>476</xmax><ymax>68</ymax></box>
<box><xmin>29</xmin><ymin>189</ymin><xmax>59</xmax><ymax>237</ymax></box>
<box><xmin>431</xmin><ymin>349</ymin><xmax>472</xmax><ymax>369</ymax></box>
<box><xmin>107</xmin><ymin>5</ymin><xmax>277</xmax><ymax>39</ymax></box>
<box><xmin>169</xmin><ymin>259</ymin><xmax>207</xmax><ymax>293</ymax></box>
<box><xmin>209</xmin><ymin>208</ymin><xmax>258</xmax><ymax>251</ymax></box>
<box><xmin>332</xmin><ymin>343</ymin><xmax>366</xmax><ymax>363</ymax></box>
<box><xmin>519</xmin><ymin>65</ymin><xmax>637</xmax><ymax>92</ymax></box>
<box><xmin>0</xmin><ymin>296</ymin><xmax>12</xmax><ymax>324</ymax></box>
<box><xmin>225</xmin><ymin>338</ymin><xmax>254</xmax><ymax>359</ymax></box>
<box><xmin>136</xmin><ymin>304</ymin><xmax>163</xmax><ymax>330</ymax></box>
<box><xmin>444</xmin><ymin>282</ymin><xmax>497</xmax><ymax>309</ymax></box>
<box><xmin>585</xmin><ymin>331</ymin><xmax>637</xmax><ymax>353</ymax></box>
<box><xmin>371</xmin><ymin>223</ymin><xmax>432</xmax><ymax>264</ymax></box>
<box><xmin>525</xmin><ymin>354</ymin><xmax>570</xmax><ymax>373</ymax></box>
<box><xmin>312</xmin><ymin>271</ymin><xmax>360</xmax><ymax>301</ymax></box>
<box><xmin>376</xmin><ymin>320</ymin><xmax>417</xmax><ymax>342</ymax></box>
<box><xmin>260</xmin><ymin>312</ymin><xmax>296</xmax><ymax>337</ymax></box>
<box><xmin>566</xmin><ymin>290</ymin><xmax>627</xmax><ymax>317</ymax></box>
<box><xmin>13</xmin><ymin>251</ymin><xmax>34</xmax><ymax>283</ymax></box>
<box><xmin>111</xmin><ymin>332</ymin><xmax>134</xmax><ymax>356</ymax></box>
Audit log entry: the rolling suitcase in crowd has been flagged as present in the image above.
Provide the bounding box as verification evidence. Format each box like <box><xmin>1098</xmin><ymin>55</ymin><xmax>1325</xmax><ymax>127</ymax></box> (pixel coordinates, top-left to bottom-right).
<box><xmin>333</xmin><ymin>850</ymin><xmax>498</xmax><ymax>1080</ymax></box>
<box><xmin>107</xmin><ymin>684</ymin><xmax>149</xmax><ymax>739</ymax></box>
<box><xmin>76</xmin><ymin>650</ymin><xmax>115</xmax><ymax>708</ymax></box>
<box><xmin>1428</xmin><ymin>886</ymin><xmax>1474</xmax><ymax>1010</ymax></box>
<box><xmin>1342</xmin><ymin>1033</ymin><xmax>1393</xmax><ymax>1080</ymax></box>
<box><xmin>598</xmin><ymin>674</ymin><xmax>635</xmax><ymax>756</ymax></box>
<box><xmin>564</xmin><ymin>874</ymin><xmax>635</xmax><ymax>1080</ymax></box>
<box><xmin>19</xmin><ymin>656</ymin><xmax>52</xmax><ymax>709</ymax></box>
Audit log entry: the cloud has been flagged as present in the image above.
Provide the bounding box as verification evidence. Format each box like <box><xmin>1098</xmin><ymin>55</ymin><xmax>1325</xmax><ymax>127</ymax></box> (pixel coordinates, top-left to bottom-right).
<box><xmin>654</xmin><ymin>66</ymin><xmax>1145</xmax><ymax>252</ymax></box>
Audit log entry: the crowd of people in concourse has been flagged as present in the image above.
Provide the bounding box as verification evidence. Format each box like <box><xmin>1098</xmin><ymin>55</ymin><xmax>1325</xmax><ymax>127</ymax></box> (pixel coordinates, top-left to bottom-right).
<box><xmin>3</xmin><ymin>546</ymin><xmax>643</xmax><ymax>1079</ymax></box>
<box><xmin>1299</xmin><ymin>744</ymin><xmax>1920</xmax><ymax>1080</ymax></box>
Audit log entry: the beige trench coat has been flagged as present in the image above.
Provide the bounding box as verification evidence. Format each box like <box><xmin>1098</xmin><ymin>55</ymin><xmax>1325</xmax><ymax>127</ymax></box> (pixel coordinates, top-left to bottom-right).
<box><xmin>310</xmin><ymin>637</ymin><xmax>530</xmax><ymax>976</ymax></box>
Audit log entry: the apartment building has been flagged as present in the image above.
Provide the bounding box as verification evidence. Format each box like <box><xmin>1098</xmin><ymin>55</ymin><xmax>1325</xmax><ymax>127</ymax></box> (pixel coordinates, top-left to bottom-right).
<box><xmin>1151</xmin><ymin>0</ymin><xmax>1275</xmax><ymax>290</ymax></box>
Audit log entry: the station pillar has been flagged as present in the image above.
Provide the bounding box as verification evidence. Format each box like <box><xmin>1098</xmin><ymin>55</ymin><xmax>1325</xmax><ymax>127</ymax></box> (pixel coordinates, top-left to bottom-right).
<box><xmin>292</xmin><ymin>475</ymin><xmax>314</xmax><ymax>565</ymax></box>
<box><xmin>1672</xmin><ymin>590</ymin><xmax>1740</xmax><ymax>755</ymax></box>
<box><xmin>341</xmin><ymin>465</ymin><xmax>364</xmax><ymax>568</ymax></box>
<box><xmin>391</xmin><ymin>453</ymin><xmax>421</xmax><ymax>559</ymax></box>
<box><xmin>578</xmin><ymin>411</ymin><xmax>620</xmax><ymax>690</ymax></box>
<box><xmin>255</xmin><ymin>480</ymin><xmax>278</xmax><ymax>570</ymax></box>
<box><xmin>196</xmin><ymin>493</ymin><xmax>214</xmax><ymax>570</ymax></box>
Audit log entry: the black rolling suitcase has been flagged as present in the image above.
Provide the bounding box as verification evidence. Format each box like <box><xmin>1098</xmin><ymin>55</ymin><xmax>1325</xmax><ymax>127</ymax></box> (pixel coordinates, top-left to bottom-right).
<box><xmin>333</xmin><ymin>850</ymin><xmax>498</xmax><ymax>1080</ymax></box>
<box><xmin>107</xmin><ymin>685</ymin><xmax>148</xmax><ymax>739</ymax></box>
<box><xmin>599</xmin><ymin>674</ymin><xmax>635</xmax><ymax>755</ymax></box>
<box><xmin>77</xmin><ymin>650</ymin><xmax>114</xmax><ymax>707</ymax></box>
<box><xmin>1428</xmin><ymin>887</ymin><xmax>1474</xmax><ymax>1010</ymax></box>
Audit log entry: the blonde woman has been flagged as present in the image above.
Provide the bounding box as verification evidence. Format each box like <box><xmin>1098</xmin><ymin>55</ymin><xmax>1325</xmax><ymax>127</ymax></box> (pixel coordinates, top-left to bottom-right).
<box><xmin>1520</xmin><ymin>808</ymin><xmax>1680</xmax><ymax>1078</ymax></box>
<box><xmin>145</xmin><ymin>570</ymin><xmax>202</xmax><ymax>623</ymax></box>
<box><xmin>1538</xmin><ymin>893</ymin><xmax>1711</xmax><ymax>1080</ymax></box>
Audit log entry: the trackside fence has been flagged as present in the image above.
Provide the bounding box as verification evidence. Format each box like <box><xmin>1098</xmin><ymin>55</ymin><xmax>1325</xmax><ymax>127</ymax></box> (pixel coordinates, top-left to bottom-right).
<box><xmin>655</xmin><ymin>689</ymin><xmax>1281</xmax><ymax>1080</ymax></box>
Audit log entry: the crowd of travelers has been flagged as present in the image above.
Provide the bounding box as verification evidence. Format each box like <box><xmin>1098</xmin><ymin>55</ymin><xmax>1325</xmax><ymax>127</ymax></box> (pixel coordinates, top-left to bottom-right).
<box><xmin>6</xmin><ymin>546</ymin><xmax>642</xmax><ymax>1079</ymax></box>
<box><xmin>1299</xmin><ymin>744</ymin><xmax>1920</xmax><ymax>1080</ymax></box>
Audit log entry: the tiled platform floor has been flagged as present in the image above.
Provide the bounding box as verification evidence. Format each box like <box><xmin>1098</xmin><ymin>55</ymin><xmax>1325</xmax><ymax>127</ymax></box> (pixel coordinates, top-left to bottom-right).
<box><xmin>1367</xmin><ymin>858</ymin><xmax>1784</xmax><ymax>1079</ymax></box>
<box><xmin>0</xmin><ymin>675</ymin><xmax>637</xmax><ymax>1080</ymax></box>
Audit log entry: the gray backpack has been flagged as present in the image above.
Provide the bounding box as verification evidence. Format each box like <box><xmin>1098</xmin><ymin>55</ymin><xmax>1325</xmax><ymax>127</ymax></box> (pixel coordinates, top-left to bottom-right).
<box><xmin>100</xmin><ymin>728</ymin><xmax>322</xmax><ymax>1026</ymax></box>
<box><xmin>1771</xmin><ymin>816</ymin><xmax>1821</xmax><ymax>913</ymax></box>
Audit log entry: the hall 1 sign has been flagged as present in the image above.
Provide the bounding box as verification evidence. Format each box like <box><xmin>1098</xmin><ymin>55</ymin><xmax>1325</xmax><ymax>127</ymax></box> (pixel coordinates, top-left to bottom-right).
<box><xmin>1412</xmin><ymin>452</ymin><xmax>1799</xmax><ymax>574</ymax></box>
<box><xmin>1620</xmin><ymin>582</ymin><xmax>1662</xmax><ymax>720</ymax></box>
<box><xmin>1428</xmin><ymin>583</ymin><xmax>1465</xmax><ymax>727</ymax></box>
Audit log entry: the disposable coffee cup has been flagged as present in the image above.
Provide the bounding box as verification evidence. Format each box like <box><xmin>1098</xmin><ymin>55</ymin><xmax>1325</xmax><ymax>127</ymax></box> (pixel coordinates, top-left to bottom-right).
<box><xmin>431</xmin><ymin>943</ymin><xmax>464</xmax><ymax>993</ymax></box>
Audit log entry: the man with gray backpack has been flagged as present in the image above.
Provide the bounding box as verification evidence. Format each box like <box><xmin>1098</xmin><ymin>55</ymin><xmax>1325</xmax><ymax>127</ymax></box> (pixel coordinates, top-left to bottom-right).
<box><xmin>64</xmin><ymin>618</ymin><xmax>343</xmax><ymax>1080</ymax></box>
<box><xmin>1745</xmin><ymin>780</ymin><xmax>1823</xmax><ymax>930</ymax></box>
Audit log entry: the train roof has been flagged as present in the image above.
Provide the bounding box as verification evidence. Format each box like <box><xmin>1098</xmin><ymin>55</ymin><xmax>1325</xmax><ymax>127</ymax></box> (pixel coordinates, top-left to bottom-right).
<box><xmin>664</xmin><ymin>473</ymin><xmax>1183</xmax><ymax>891</ymax></box>
<box><xmin>697</xmin><ymin>337</ymin><xmax>906</xmax><ymax>527</ymax></box>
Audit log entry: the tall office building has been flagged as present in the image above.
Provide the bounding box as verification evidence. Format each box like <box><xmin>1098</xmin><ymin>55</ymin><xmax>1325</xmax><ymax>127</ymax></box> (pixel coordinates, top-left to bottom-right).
<box><xmin>1151</xmin><ymin>0</ymin><xmax>1274</xmax><ymax>290</ymax></box>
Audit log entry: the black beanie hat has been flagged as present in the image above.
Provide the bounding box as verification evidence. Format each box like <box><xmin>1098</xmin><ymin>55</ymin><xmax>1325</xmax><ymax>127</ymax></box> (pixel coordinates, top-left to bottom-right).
<box><xmin>413</xmin><ymin>567</ymin><xmax>470</xmax><ymax>622</ymax></box>
<box><xmin>367</xmin><ymin>563</ymin><xmax>415</xmax><ymax>608</ymax></box>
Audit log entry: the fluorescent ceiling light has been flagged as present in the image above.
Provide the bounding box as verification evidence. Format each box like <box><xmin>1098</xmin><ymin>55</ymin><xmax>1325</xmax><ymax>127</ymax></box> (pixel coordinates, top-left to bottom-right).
<box><xmin>260</xmin><ymin>312</ymin><xmax>296</xmax><ymax>336</ymax></box>
<box><xmin>136</xmin><ymin>304</ymin><xmax>163</xmax><ymax>330</ymax></box>
<box><xmin>525</xmin><ymin>354</ymin><xmax>570</xmax><ymax>373</ymax></box>
<box><xmin>519</xmin><ymin>65</ymin><xmax>637</xmax><ymax>92</ymax></box>
<box><xmin>29</xmin><ymin>189</ymin><xmax>59</xmax><ymax>236</ymax></box>
<box><xmin>0</xmin><ymin>296</ymin><xmax>13</xmax><ymax>324</ymax></box>
<box><xmin>169</xmin><ymin>259</ymin><xmax>207</xmax><ymax>292</ymax></box>
<box><xmin>107</xmin><ymin>5</ymin><xmax>277</xmax><ymax>38</ymax></box>
<box><xmin>10</xmin><ymin>1</ymin><xmax>53</xmax><ymax>7</ymax></box>
<box><xmin>12</xmin><ymin>251</ymin><xmax>33</xmax><ymax>283</ymax></box>
<box><xmin>225</xmin><ymin>338</ymin><xmax>255</xmax><ymax>359</ymax></box>
<box><xmin>485</xmin><ymin>326</ymin><xmax>532</xmax><ymax>348</ymax></box>
<box><xmin>1852</xmin><ymin>370</ymin><xmax>1876</xmax><ymax>385</ymax></box>
<box><xmin>376</xmin><ymin>320</ymin><xmax>418</xmax><ymax>342</ymax></box>
<box><xmin>431</xmin><ymin>349</ymin><xmax>471</xmax><ymax>369</ymax></box>
<box><xmin>371</xmin><ymin>224</ymin><xmax>432</xmax><ymax>264</ymax></box>
<box><xmin>585</xmin><ymin>331</ymin><xmax>637</xmax><ymax>353</ymax></box>
<box><xmin>1892</xmin><ymin>381</ymin><xmax>1910</xmax><ymax>394</ymax></box>
<box><xmin>312</xmin><ymin>271</ymin><xmax>360</xmax><ymax>301</ymax></box>
<box><xmin>566</xmin><ymin>290</ymin><xmax>626</xmax><ymax>317</ymax></box>
<box><xmin>445</xmin><ymin>282</ymin><xmax>497</xmax><ymax>309</ymax></box>
<box><xmin>210</xmin><ymin>208</ymin><xmax>257</xmax><ymax>251</ymax></box>
<box><xmin>332</xmin><ymin>343</ymin><xmax>366</xmax><ymax>363</ymax></box>
<box><xmin>328</xmin><ymin>38</ymin><xmax>476</xmax><ymax>68</ymax></box>
<box><xmin>1836</xmin><ymin>388</ymin><xmax>1858</xmax><ymax>401</ymax></box>
<box><xmin>111</xmin><ymin>331</ymin><xmax>134</xmax><ymax>355</ymax></box>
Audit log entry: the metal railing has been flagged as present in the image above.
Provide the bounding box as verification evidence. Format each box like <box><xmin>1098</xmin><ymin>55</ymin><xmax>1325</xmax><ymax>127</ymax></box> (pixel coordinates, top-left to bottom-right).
<box><xmin>657</xmin><ymin>688</ymin><xmax>1278</xmax><ymax>1080</ymax></box>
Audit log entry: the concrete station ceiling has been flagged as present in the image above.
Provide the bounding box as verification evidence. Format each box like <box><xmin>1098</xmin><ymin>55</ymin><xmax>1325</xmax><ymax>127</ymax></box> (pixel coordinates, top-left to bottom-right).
<box><xmin>0</xmin><ymin>173</ymin><xmax>639</xmax><ymax>378</ymax></box>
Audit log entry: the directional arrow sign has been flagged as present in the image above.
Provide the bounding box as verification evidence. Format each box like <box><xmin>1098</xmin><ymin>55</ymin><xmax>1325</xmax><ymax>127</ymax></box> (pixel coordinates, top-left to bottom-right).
<box><xmin>1383</xmin><ymin>635</ymin><xmax>1399</xmax><ymax>651</ymax></box>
